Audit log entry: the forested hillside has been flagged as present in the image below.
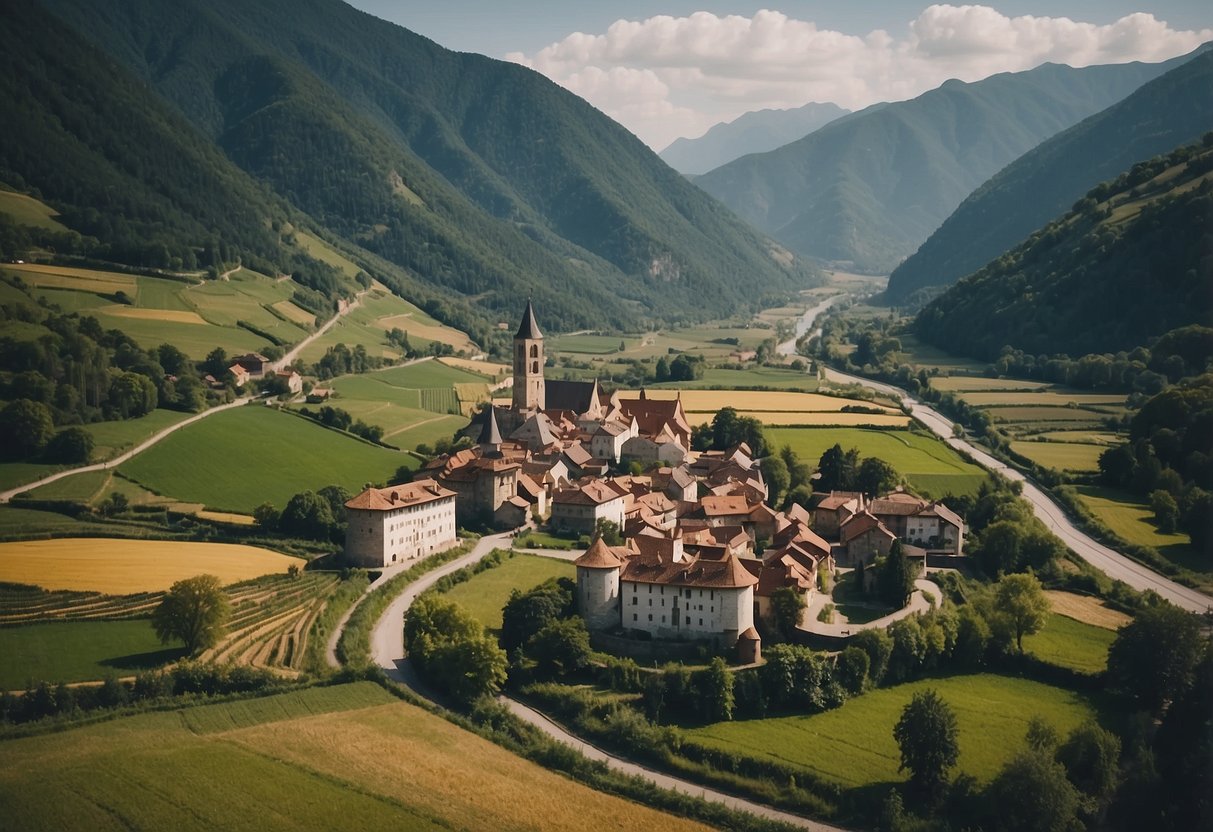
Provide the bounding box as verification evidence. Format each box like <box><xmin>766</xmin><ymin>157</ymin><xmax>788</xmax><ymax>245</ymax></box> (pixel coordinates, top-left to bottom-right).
<box><xmin>887</xmin><ymin>48</ymin><xmax>1213</xmax><ymax>303</ymax></box>
<box><xmin>26</xmin><ymin>0</ymin><xmax>814</xmax><ymax>334</ymax></box>
<box><xmin>693</xmin><ymin>54</ymin><xmax>1197</xmax><ymax>274</ymax></box>
<box><xmin>914</xmin><ymin>137</ymin><xmax>1213</xmax><ymax>359</ymax></box>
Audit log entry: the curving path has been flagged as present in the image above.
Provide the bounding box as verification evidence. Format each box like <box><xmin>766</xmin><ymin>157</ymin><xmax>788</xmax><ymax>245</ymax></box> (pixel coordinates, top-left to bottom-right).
<box><xmin>801</xmin><ymin>578</ymin><xmax>941</xmax><ymax>638</ymax></box>
<box><xmin>822</xmin><ymin>366</ymin><xmax>1212</xmax><ymax>614</ymax></box>
<box><xmin>345</xmin><ymin>534</ymin><xmax>848</xmax><ymax>832</ymax></box>
<box><xmin>1</xmin><ymin>286</ymin><xmax>371</xmax><ymax>505</ymax></box>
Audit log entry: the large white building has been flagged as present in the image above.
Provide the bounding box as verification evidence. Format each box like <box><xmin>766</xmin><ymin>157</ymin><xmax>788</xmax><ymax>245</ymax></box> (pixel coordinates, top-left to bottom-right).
<box><xmin>343</xmin><ymin>479</ymin><xmax>457</xmax><ymax>567</ymax></box>
<box><xmin>574</xmin><ymin>537</ymin><xmax>759</xmax><ymax>652</ymax></box>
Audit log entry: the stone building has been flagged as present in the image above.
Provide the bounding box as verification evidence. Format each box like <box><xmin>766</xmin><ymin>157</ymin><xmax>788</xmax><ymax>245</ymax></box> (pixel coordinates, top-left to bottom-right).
<box><xmin>343</xmin><ymin>479</ymin><xmax>457</xmax><ymax>567</ymax></box>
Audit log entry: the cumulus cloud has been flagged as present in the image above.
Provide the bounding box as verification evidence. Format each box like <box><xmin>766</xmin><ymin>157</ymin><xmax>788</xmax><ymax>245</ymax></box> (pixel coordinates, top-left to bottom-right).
<box><xmin>506</xmin><ymin>5</ymin><xmax>1212</xmax><ymax>149</ymax></box>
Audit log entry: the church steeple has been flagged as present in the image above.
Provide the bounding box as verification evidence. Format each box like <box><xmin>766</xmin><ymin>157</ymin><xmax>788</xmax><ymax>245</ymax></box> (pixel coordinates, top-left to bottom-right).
<box><xmin>512</xmin><ymin>300</ymin><xmax>545</xmax><ymax>413</ymax></box>
<box><xmin>478</xmin><ymin>406</ymin><xmax>503</xmax><ymax>456</ymax></box>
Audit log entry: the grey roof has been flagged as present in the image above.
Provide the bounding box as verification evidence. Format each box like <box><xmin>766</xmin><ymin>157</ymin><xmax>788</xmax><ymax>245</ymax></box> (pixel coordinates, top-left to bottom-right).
<box><xmin>515</xmin><ymin>300</ymin><xmax>543</xmax><ymax>340</ymax></box>
<box><xmin>478</xmin><ymin>406</ymin><xmax>503</xmax><ymax>447</ymax></box>
<box><xmin>545</xmin><ymin>378</ymin><xmax>600</xmax><ymax>413</ymax></box>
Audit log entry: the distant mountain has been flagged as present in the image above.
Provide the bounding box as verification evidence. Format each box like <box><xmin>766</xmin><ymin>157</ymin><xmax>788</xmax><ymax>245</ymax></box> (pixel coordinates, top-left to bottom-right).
<box><xmin>886</xmin><ymin>48</ymin><xmax>1213</xmax><ymax>303</ymax></box>
<box><xmin>9</xmin><ymin>0</ymin><xmax>816</xmax><ymax>341</ymax></box>
<box><xmin>694</xmin><ymin>54</ymin><xmax>1199</xmax><ymax>275</ymax></box>
<box><xmin>659</xmin><ymin>102</ymin><xmax>849</xmax><ymax>175</ymax></box>
<box><xmin>913</xmin><ymin>137</ymin><xmax>1213</xmax><ymax>359</ymax></box>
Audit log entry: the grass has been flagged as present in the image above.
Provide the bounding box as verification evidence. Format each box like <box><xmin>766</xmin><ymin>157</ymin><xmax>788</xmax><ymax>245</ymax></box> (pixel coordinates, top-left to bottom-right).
<box><xmin>960</xmin><ymin>392</ymin><xmax>1125</xmax><ymax>407</ymax></box>
<box><xmin>441</xmin><ymin>554</ymin><xmax>575</xmax><ymax>631</ymax></box>
<box><xmin>1009</xmin><ymin>441</ymin><xmax>1106</xmax><ymax>473</ymax></box>
<box><xmin>1023</xmin><ymin>613</ymin><xmax>1117</xmax><ymax>675</ymax></box>
<box><xmin>1074</xmin><ymin>485</ymin><xmax>1204</xmax><ymax>574</ymax></box>
<box><xmin>0</xmin><ymin>620</ymin><xmax>184</xmax><ymax>689</ymax></box>
<box><xmin>548</xmin><ymin>333</ymin><xmax>633</xmax><ymax>354</ymax></box>
<box><xmin>684</xmin><ymin>411</ymin><xmax>910</xmax><ymax>428</ymax></box>
<box><xmin>928</xmin><ymin>377</ymin><xmax>1053</xmax><ymax>392</ymax></box>
<box><xmin>76</xmin><ymin>409</ymin><xmax>194</xmax><ymax>461</ymax></box>
<box><xmin>1043</xmin><ymin>591</ymin><xmax>1131</xmax><ymax>630</ymax></box>
<box><xmin>118</xmin><ymin>406</ymin><xmax>412</xmax><ymax>513</ymax></box>
<box><xmin>0</xmin><ymin>190</ymin><xmax>68</xmax><ymax>231</ymax></box>
<box><xmin>0</xmin><ymin>462</ymin><xmax>67</xmax><ymax>491</ymax></box>
<box><xmin>0</xmin><ymin>683</ymin><xmax>718</xmax><ymax>831</ymax></box>
<box><xmin>685</xmin><ymin>673</ymin><xmax>1096</xmax><ymax>788</ymax></box>
<box><xmin>984</xmin><ymin>406</ymin><xmax>1108</xmax><ymax>423</ymax></box>
<box><xmin>22</xmin><ymin>470</ymin><xmax>113</xmax><ymax>503</ymax></box>
<box><xmin>298</xmin><ymin>287</ymin><xmax>475</xmax><ymax>363</ymax></box>
<box><xmin>371</xmin><ymin>360</ymin><xmax>490</xmax><ymax>387</ymax></box>
<box><xmin>0</xmin><ymin>538</ymin><xmax>299</xmax><ymax>593</ymax></box>
<box><xmin>894</xmin><ymin>334</ymin><xmax>990</xmax><ymax>373</ymax></box>
<box><xmin>639</xmin><ymin>389</ymin><xmax>897</xmax><ymax>414</ymax></box>
<box><xmin>0</xmin><ymin>506</ymin><xmax>155</xmax><ymax>539</ymax></box>
<box><xmin>764</xmin><ymin>427</ymin><xmax>989</xmax><ymax>498</ymax></box>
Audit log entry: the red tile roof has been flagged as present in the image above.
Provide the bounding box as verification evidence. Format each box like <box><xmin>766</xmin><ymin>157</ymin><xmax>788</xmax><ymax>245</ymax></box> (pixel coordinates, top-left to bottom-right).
<box><xmin>345</xmin><ymin>479</ymin><xmax>455</xmax><ymax>511</ymax></box>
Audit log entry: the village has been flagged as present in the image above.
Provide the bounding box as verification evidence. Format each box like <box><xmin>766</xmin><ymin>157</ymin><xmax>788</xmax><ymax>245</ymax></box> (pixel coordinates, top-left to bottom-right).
<box><xmin>342</xmin><ymin>302</ymin><xmax>966</xmax><ymax>660</ymax></box>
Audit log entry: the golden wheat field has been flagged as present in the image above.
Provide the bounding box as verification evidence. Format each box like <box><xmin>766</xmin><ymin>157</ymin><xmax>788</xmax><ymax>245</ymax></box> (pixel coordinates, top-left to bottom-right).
<box><xmin>684</xmin><ymin>410</ymin><xmax>911</xmax><ymax>427</ymax></box>
<box><xmin>271</xmin><ymin>300</ymin><xmax>317</xmax><ymax>326</ymax></box>
<box><xmin>439</xmin><ymin>356</ymin><xmax>509</xmax><ymax>377</ymax></box>
<box><xmin>634</xmin><ymin>389</ymin><xmax>899</xmax><ymax>413</ymax></box>
<box><xmin>0</xmin><ymin>538</ymin><xmax>299</xmax><ymax>593</ymax></box>
<box><xmin>1043</xmin><ymin>591</ymin><xmax>1132</xmax><ymax>630</ymax></box>
<box><xmin>7</xmin><ymin>263</ymin><xmax>136</xmax><ymax>296</ymax></box>
<box><xmin>98</xmin><ymin>306</ymin><xmax>210</xmax><ymax>325</ymax></box>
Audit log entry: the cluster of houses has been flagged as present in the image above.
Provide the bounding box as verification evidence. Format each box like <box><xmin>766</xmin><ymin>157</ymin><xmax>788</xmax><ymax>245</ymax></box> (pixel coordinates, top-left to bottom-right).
<box><xmin>343</xmin><ymin>303</ymin><xmax>966</xmax><ymax>660</ymax></box>
<box><xmin>203</xmin><ymin>351</ymin><xmax>303</xmax><ymax>395</ymax></box>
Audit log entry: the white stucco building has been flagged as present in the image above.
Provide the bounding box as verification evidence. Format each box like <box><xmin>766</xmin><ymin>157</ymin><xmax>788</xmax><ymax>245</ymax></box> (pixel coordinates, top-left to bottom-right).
<box><xmin>343</xmin><ymin>479</ymin><xmax>457</xmax><ymax>568</ymax></box>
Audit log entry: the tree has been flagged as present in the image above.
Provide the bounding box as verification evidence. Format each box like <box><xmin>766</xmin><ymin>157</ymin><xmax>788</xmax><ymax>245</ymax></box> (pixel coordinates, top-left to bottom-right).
<box><xmin>760</xmin><ymin>455</ymin><xmax>790</xmax><ymax>508</ymax></box>
<box><xmin>405</xmin><ymin>594</ymin><xmax>507</xmax><ymax>704</ymax></box>
<box><xmin>893</xmin><ymin>689</ymin><xmax>959</xmax><ymax>799</ymax></box>
<box><xmin>501</xmin><ymin>579</ymin><xmax>574</xmax><ymax>653</ymax></box>
<box><xmin>43</xmin><ymin>427</ymin><xmax>94</xmax><ymax>463</ymax></box>
<box><xmin>993</xmin><ymin>572</ymin><xmax>1050</xmax><ymax>652</ymax></box>
<box><xmin>836</xmin><ymin>646</ymin><xmax>870</xmax><ymax>695</ymax></box>
<box><xmin>526</xmin><ymin>617</ymin><xmax>591</xmax><ymax>676</ymax></box>
<box><xmin>698</xmin><ymin>657</ymin><xmax>735</xmax><ymax>722</ymax></box>
<box><xmin>252</xmin><ymin>502</ymin><xmax>278</xmax><ymax>530</ymax></box>
<box><xmin>0</xmin><ymin>399</ymin><xmax>54</xmax><ymax>460</ymax></box>
<box><xmin>109</xmin><ymin>371</ymin><xmax>157</xmax><ymax>418</ymax></box>
<box><xmin>1057</xmin><ymin>720</ymin><xmax>1121</xmax><ymax>803</ymax></box>
<box><xmin>1150</xmin><ymin>489</ymin><xmax>1179</xmax><ymax>533</ymax></box>
<box><xmin>151</xmin><ymin>574</ymin><xmax>230</xmax><ymax>655</ymax></box>
<box><xmin>857</xmin><ymin>457</ymin><xmax>899</xmax><ymax>498</ymax></box>
<box><xmin>769</xmin><ymin>586</ymin><xmax>806</xmax><ymax>643</ymax></box>
<box><xmin>1025</xmin><ymin>716</ymin><xmax>1059</xmax><ymax>752</ymax></box>
<box><xmin>851</xmin><ymin>628</ymin><xmax>893</xmax><ymax>686</ymax></box>
<box><xmin>1106</xmin><ymin>603</ymin><xmax>1203</xmax><ymax>713</ymax></box>
<box><xmin>985</xmin><ymin>751</ymin><xmax>1082</xmax><ymax>832</ymax></box>
<box><xmin>278</xmin><ymin>490</ymin><xmax>336</xmax><ymax>540</ymax></box>
<box><xmin>594</xmin><ymin>518</ymin><xmax>622</xmax><ymax>546</ymax></box>
<box><xmin>878</xmin><ymin>541</ymin><xmax>917</xmax><ymax>609</ymax></box>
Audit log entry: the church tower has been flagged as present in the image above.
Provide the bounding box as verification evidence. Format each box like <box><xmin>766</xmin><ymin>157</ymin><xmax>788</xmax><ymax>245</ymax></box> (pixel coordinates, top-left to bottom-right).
<box><xmin>512</xmin><ymin>300</ymin><xmax>545</xmax><ymax>413</ymax></box>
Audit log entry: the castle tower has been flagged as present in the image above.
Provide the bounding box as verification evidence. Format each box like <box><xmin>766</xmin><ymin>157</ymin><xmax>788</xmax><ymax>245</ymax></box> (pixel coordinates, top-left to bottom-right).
<box><xmin>574</xmin><ymin>536</ymin><xmax>623</xmax><ymax>631</ymax></box>
<box><xmin>512</xmin><ymin>300</ymin><xmax>545</xmax><ymax>413</ymax></box>
<box><xmin>478</xmin><ymin>406</ymin><xmax>503</xmax><ymax>458</ymax></box>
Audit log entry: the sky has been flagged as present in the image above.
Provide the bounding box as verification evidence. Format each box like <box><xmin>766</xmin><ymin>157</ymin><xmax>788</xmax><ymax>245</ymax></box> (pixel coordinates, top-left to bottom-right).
<box><xmin>348</xmin><ymin>2</ymin><xmax>1213</xmax><ymax>150</ymax></box>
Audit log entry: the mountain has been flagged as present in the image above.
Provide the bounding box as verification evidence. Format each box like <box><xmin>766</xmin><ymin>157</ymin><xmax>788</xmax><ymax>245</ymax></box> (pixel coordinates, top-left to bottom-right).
<box><xmin>886</xmin><ymin>48</ymin><xmax>1213</xmax><ymax>303</ymax></box>
<box><xmin>694</xmin><ymin>54</ymin><xmax>1198</xmax><ymax>275</ymax></box>
<box><xmin>9</xmin><ymin>0</ymin><xmax>816</xmax><ymax>341</ymax></box>
<box><xmin>913</xmin><ymin>137</ymin><xmax>1213</xmax><ymax>360</ymax></box>
<box><xmin>659</xmin><ymin>102</ymin><xmax>849</xmax><ymax>175</ymax></box>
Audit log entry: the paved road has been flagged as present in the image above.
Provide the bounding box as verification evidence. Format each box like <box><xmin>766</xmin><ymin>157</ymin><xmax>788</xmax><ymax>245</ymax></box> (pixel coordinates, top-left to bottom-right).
<box><xmin>272</xmin><ymin>287</ymin><xmax>366</xmax><ymax>372</ymax></box>
<box><xmin>0</xmin><ymin>396</ymin><xmax>252</xmax><ymax>503</ymax></box>
<box><xmin>352</xmin><ymin>534</ymin><xmax>848</xmax><ymax>832</ymax></box>
<box><xmin>802</xmin><ymin>578</ymin><xmax>941</xmax><ymax>638</ymax></box>
<box><xmin>823</xmin><ymin>366</ymin><xmax>1213</xmax><ymax>614</ymax></box>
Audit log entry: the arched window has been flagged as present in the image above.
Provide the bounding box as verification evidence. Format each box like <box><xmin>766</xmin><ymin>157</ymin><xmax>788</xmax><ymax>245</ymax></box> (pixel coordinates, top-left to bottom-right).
<box><xmin>532</xmin><ymin>361</ymin><xmax>539</xmax><ymax>374</ymax></box>
<box><xmin>530</xmin><ymin>344</ymin><xmax>538</xmax><ymax>358</ymax></box>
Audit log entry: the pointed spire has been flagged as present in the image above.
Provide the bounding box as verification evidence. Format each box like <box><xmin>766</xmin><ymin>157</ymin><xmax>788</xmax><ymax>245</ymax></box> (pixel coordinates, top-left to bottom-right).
<box><xmin>515</xmin><ymin>299</ymin><xmax>543</xmax><ymax>340</ymax></box>
<box><xmin>638</xmin><ymin>387</ymin><xmax>647</xmax><ymax>400</ymax></box>
<box><xmin>478</xmin><ymin>406</ymin><xmax>503</xmax><ymax>450</ymax></box>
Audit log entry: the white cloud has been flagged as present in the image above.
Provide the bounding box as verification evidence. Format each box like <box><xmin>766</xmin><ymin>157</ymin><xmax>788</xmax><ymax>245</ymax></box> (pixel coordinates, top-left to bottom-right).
<box><xmin>506</xmin><ymin>5</ymin><xmax>1212</xmax><ymax>150</ymax></box>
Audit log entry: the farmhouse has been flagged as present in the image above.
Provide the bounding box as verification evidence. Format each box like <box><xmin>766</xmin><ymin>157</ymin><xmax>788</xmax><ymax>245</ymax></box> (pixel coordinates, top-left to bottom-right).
<box><xmin>227</xmin><ymin>363</ymin><xmax>250</xmax><ymax>389</ymax></box>
<box><xmin>343</xmin><ymin>479</ymin><xmax>457</xmax><ymax>567</ymax></box>
<box><xmin>232</xmin><ymin>352</ymin><xmax>270</xmax><ymax>377</ymax></box>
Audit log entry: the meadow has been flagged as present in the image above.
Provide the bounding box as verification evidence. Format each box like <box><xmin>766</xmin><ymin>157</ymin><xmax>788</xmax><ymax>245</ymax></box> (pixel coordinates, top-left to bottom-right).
<box><xmin>441</xmin><ymin>554</ymin><xmax>575</xmax><ymax>631</ymax></box>
<box><xmin>78</xmin><ymin>409</ymin><xmax>193</xmax><ymax>461</ymax></box>
<box><xmin>764</xmin><ymin>427</ymin><xmax>989</xmax><ymax>498</ymax></box>
<box><xmin>0</xmin><ymin>538</ymin><xmax>299</xmax><ymax>593</ymax></box>
<box><xmin>685</xmin><ymin>674</ymin><xmax>1095</xmax><ymax>789</ymax></box>
<box><xmin>0</xmin><ymin>188</ymin><xmax>67</xmax><ymax>231</ymax></box>
<box><xmin>960</xmin><ymin>391</ymin><xmax>1125</xmax><ymax>408</ymax></box>
<box><xmin>547</xmin><ymin>333</ymin><xmax>635</xmax><ymax>354</ymax></box>
<box><xmin>683</xmin><ymin>411</ymin><xmax>910</xmax><ymax>428</ymax></box>
<box><xmin>654</xmin><ymin>366</ymin><xmax>821</xmax><ymax>391</ymax></box>
<box><xmin>928</xmin><ymin>376</ymin><xmax>1052</xmax><ymax>392</ymax></box>
<box><xmin>1074</xmin><ymin>486</ymin><xmax>1204</xmax><ymax>576</ymax></box>
<box><xmin>1009</xmin><ymin>440</ymin><xmax>1106</xmax><ymax>473</ymax></box>
<box><xmin>0</xmin><ymin>620</ymin><xmax>182</xmax><ymax>689</ymax></box>
<box><xmin>1022</xmin><ymin>613</ymin><xmax>1117</xmax><ymax>674</ymax></box>
<box><xmin>638</xmin><ymin>389</ymin><xmax>898</xmax><ymax>414</ymax></box>
<box><xmin>0</xmin><ymin>682</ymin><xmax>712</xmax><ymax>832</ymax></box>
<box><xmin>118</xmin><ymin>406</ymin><xmax>412</xmax><ymax>512</ymax></box>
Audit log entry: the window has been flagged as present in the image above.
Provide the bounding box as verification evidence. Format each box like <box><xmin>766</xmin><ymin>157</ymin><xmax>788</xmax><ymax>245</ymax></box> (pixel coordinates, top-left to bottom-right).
<box><xmin>632</xmin><ymin>597</ymin><xmax>637</xmax><ymax>605</ymax></box>
<box><xmin>531</xmin><ymin>361</ymin><xmax>538</xmax><ymax>373</ymax></box>
<box><xmin>699</xmin><ymin>618</ymin><xmax>703</xmax><ymax>626</ymax></box>
<box><xmin>648</xmin><ymin>614</ymin><xmax>652</xmax><ymax>621</ymax></box>
<box><xmin>530</xmin><ymin>344</ymin><xmax>538</xmax><ymax>358</ymax></box>
<box><xmin>633</xmin><ymin>614</ymin><xmax>638</xmax><ymax>622</ymax></box>
<box><xmin>685</xmin><ymin>616</ymin><xmax>690</xmax><ymax>625</ymax></box>
<box><xmin>661</xmin><ymin>615</ymin><xmax>666</xmax><ymax>623</ymax></box>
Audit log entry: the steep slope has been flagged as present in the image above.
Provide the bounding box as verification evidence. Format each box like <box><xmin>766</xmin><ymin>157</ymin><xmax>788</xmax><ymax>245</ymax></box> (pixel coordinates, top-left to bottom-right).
<box><xmin>913</xmin><ymin>138</ymin><xmax>1213</xmax><ymax>359</ymax></box>
<box><xmin>36</xmin><ymin>0</ymin><xmax>815</xmax><ymax>332</ymax></box>
<box><xmin>694</xmin><ymin>54</ymin><xmax>1197</xmax><ymax>274</ymax></box>
<box><xmin>660</xmin><ymin>102</ymin><xmax>849</xmax><ymax>175</ymax></box>
<box><xmin>886</xmin><ymin>49</ymin><xmax>1213</xmax><ymax>303</ymax></box>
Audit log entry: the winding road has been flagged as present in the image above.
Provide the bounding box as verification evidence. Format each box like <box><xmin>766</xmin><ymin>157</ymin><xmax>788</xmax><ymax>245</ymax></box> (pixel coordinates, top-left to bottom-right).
<box><xmin>0</xmin><ymin>288</ymin><xmax>369</xmax><ymax>504</ymax></box>
<box><xmin>336</xmin><ymin>535</ymin><xmax>847</xmax><ymax>832</ymax></box>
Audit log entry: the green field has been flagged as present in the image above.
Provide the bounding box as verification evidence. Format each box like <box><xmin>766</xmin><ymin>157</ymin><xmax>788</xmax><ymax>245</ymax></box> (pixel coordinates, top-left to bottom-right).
<box><xmin>1010</xmin><ymin>441</ymin><xmax>1105</xmax><ymax>473</ymax></box>
<box><xmin>985</xmin><ymin>406</ymin><xmax>1107</xmax><ymax>423</ymax></box>
<box><xmin>929</xmin><ymin>377</ymin><xmax>1052</xmax><ymax>392</ymax></box>
<box><xmin>0</xmin><ymin>462</ymin><xmax>65</xmax><ymax>491</ymax></box>
<box><xmin>0</xmin><ymin>682</ymin><xmax>710</xmax><ymax>832</ymax></box>
<box><xmin>78</xmin><ymin>409</ymin><xmax>194</xmax><ymax>461</ymax></box>
<box><xmin>298</xmin><ymin>288</ymin><xmax>475</xmax><ymax>363</ymax></box>
<box><xmin>118</xmin><ymin>406</ymin><xmax>411</xmax><ymax>512</ymax></box>
<box><xmin>0</xmin><ymin>619</ymin><xmax>184</xmax><ymax>689</ymax></box>
<box><xmin>893</xmin><ymin>335</ymin><xmax>990</xmax><ymax>373</ymax></box>
<box><xmin>1023</xmin><ymin>613</ymin><xmax>1117</xmax><ymax>674</ymax></box>
<box><xmin>1074</xmin><ymin>485</ymin><xmax>1204</xmax><ymax>576</ymax></box>
<box><xmin>654</xmin><ymin>366</ymin><xmax>819</xmax><ymax>391</ymax></box>
<box><xmin>441</xmin><ymin>554</ymin><xmax>575</xmax><ymax>631</ymax></box>
<box><xmin>22</xmin><ymin>470</ymin><xmax>113</xmax><ymax>504</ymax></box>
<box><xmin>0</xmin><ymin>189</ymin><xmax>67</xmax><ymax>231</ymax></box>
<box><xmin>371</xmin><ymin>360</ymin><xmax>490</xmax><ymax>388</ymax></box>
<box><xmin>764</xmin><ymin>427</ymin><xmax>988</xmax><ymax>498</ymax></box>
<box><xmin>548</xmin><ymin>334</ymin><xmax>634</xmax><ymax>354</ymax></box>
<box><xmin>685</xmin><ymin>674</ymin><xmax>1095</xmax><ymax>788</ymax></box>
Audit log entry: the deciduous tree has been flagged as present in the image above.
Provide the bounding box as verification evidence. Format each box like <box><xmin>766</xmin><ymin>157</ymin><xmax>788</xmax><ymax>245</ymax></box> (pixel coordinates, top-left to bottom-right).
<box><xmin>993</xmin><ymin>572</ymin><xmax>1050</xmax><ymax>653</ymax></box>
<box><xmin>893</xmin><ymin>688</ymin><xmax>959</xmax><ymax>800</ymax></box>
<box><xmin>151</xmin><ymin>574</ymin><xmax>230</xmax><ymax>655</ymax></box>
